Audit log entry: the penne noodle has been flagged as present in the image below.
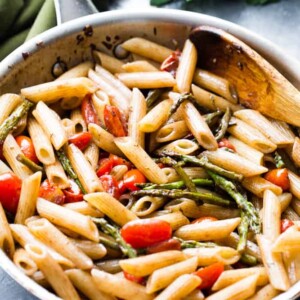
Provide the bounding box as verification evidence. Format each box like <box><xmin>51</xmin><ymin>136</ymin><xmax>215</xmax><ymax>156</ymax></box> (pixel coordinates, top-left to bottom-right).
<box><xmin>155</xmin><ymin>274</ymin><xmax>201</xmax><ymax>300</ymax></box>
<box><xmin>278</xmin><ymin>192</ymin><xmax>293</xmax><ymax>213</ymax></box>
<box><xmin>288</xmin><ymin>170</ymin><xmax>300</xmax><ymax>199</ymax></box>
<box><xmin>70</xmin><ymin>108</ymin><xmax>87</xmax><ymax>133</ymax></box>
<box><xmin>286</xmin><ymin>137</ymin><xmax>300</xmax><ymax>167</ymax></box>
<box><xmin>45</xmin><ymin>156</ymin><xmax>70</xmax><ymax>189</ymax></box>
<box><xmin>84</xmin><ymin>142</ymin><xmax>100</xmax><ymax>170</ymax></box>
<box><xmin>227</xmin><ymin>117</ymin><xmax>277</xmax><ymax>153</ymax></box>
<box><xmin>212</xmin><ymin>267</ymin><xmax>268</xmax><ymax>291</ymax></box>
<box><xmin>228</xmin><ymin>136</ymin><xmax>264</xmax><ymax>165</ymax></box>
<box><xmin>30</xmin><ymin>271</ymin><xmax>49</xmax><ymax>288</ymax></box>
<box><xmin>192</xmin><ymin>84</ymin><xmax>242</xmax><ymax>112</ymax></box>
<box><xmin>0</xmin><ymin>160</ymin><xmax>11</xmax><ymax>175</ymax></box>
<box><xmin>92</xmin><ymin>90</ymin><xmax>110</xmax><ymax>125</ymax></box>
<box><xmin>174</xmin><ymin>218</ymin><xmax>241</xmax><ymax>241</ymax></box>
<box><xmin>93</xmin><ymin>50</ymin><xmax>124</xmax><ymax>74</ymax></box>
<box><xmin>32</xmin><ymin>101</ymin><xmax>67</xmax><ymax>150</ymax></box>
<box><xmin>66</xmin><ymin>269</ymin><xmax>115</xmax><ymax>300</ymax></box>
<box><xmin>13</xmin><ymin>248</ymin><xmax>38</xmax><ymax>276</ymax></box>
<box><xmin>120</xmin><ymin>250</ymin><xmax>186</xmax><ymax>277</ymax></box>
<box><xmin>139</xmin><ymin>99</ymin><xmax>172</xmax><ymax>133</ymax></box>
<box><xmin>156</xmin><ymin>120</ymin><xmax>190</xmax><ymax>143</ymax></box>
<box><xmin>203</xmin><ymin>148</ymin><xmax>268</xmax><ymax>177</ymax></box>
<box><xmin>122</xmin><ymin>60</ymin><xmax>158</xmax><ymax>72</ymax></box>
<box><xmin>193</xmin><ymin>69</ymin><xmax>238</xmax><ymax>103</ymax></box>
<box><xmin>131</xmin><ymin>196</ymin><xmax>166</xmax><ymax>217</ymax></box>
<box><xmin>89</xmin><ymin>123</ymin><xmax>124</xmax><ymax>156</ymax></box>
<box><xmin>3</xmin><ymin>134</ymin><xmax>33</xmax><ymax>179</ymax></box>
<box><xmin>146</xmin><ymin>256</ymin><xmax>198</xmax><ymax>293</ymax></box>
<box><xmin>283</xmin><ymin>249</ymin><xmax>300</xmax><ymax>284</ymax></box>
<box><xmin>184</xmin><ymin>289</ymin><xmax>205</xmax><ymax>300</ymax></box>
<box><xmin>91</xmin><ymin>268</ymin><xmax>153</xmax><ymax>300</ymax></box>
<box><xmin>156</xmin><ymin>139</ymin><xmax>199</xmax><ymax>155</ymax></box>
<box><xmin>95</xmin><ymin>258</ymin><xmax>122</xmax><ymax>274</ymax></box>
<box><xmin>27</xmin><ymin>218</ymin><xmax>93</xmax><ymax>269</ymax></box>
<box><xmin>36</xmin><ymin>198</ymin><xmax>99</xmax><ymax>242</ymax></box>
<box><xmin>267</xmin><ymin>118</ymin><xmax>296</xmax><ymax>141</ymax></box>
<box><xmin>115</xmin><ymin>137</ymin><xmax>168</xmax><ymax>184</ymax></box>
<box><xmin>257</xmin><ymin>234</ymin><xmax>290</xmax><ymax>291</ymax></box>
<box><xmin>272</xmin><ymin>225</ymin><xmax>300</xmax><ymax>252</ymax></box>
<box><xmin>15</xmin><ymin>171</ymin><xmax>42</xmax><ymax>225</ymax></box>
<box><xmin>247</xmin><ymin>284</ymin><xmax>280</xmax><ymax>300</ymax></box>
<box><xmin>182</xmin><ymin>101</ymin><xmax>218</xmax><ymax>150</ymax></box>
<box><xmin>21</xmin><ymin>77</ymin><xmax>97</xmax><ymax>104</ymax></box>
<box><xmin>67</xmin><ymin>144</ymin><xmax>103</xmax><ymax>193</ymax></box>
<box><xmin>110</xmin><ymin>164</ymin><xmax>129</xmax><ymax>181</ymax></box>
<box><xmin>0</xmin><ymin>203</ymin><xmax>15</xmax><ymax>258</ymax></box>
<box><xmin>63</xmin><ymin>201</ymin><xmax>104</xmax><ymax>217</ymax></box>
<box><xmin>25</xmin><ymin>244</ymin><xmax>81</xmax><ymax>300</ymax></box>
<box><xmin>183</xmin><ymin>246</ymin><xmax>240</xmax><ymax>266</ymax></box>
<box><xmin>84</xmin><ymin>192</ymin><xmax>138</xmax><ymax>226</ymax></box>
<box><xmin>234</xmin><ymin>109</ymin><xmax>294</xmax><ymax>146</ymax></box>
<box><xmin>128</xmin><ymin>88</ymin><xmax>147</xmax><ymax>148</ymax></box>
<box><xmin>175</xmin><ymin>39</ymin><xmax>197</xmax><ymax>93</ymax></box>
<box><xmin>206</xmin><ymin>274</ymin><xmax>259</xmax><ymax>300</ymax></box>
<box><xmin>282</xmin><ymin>206</ymin><xmax>300</xmax><ymax>221</ymax></box>
<box><xmin>60</xmin><ymin>96</ymin><xmax>82</xmax><ymax>110</ymax></box>
<box><xmin>0</xmin><ymin>93</ymin><xmax>23</xmax><ymax>124</ymax></box>
<box><xmin>153</xmin><ymin>211</ymin><xmax>190</xmax><ymax>230</ymax></box>
<box><xmin>28</xmin><ymin>117</ymin><xmax>55</xmax><ymax>164</ymax></box>
<box><xmin>196</xmin><ymin>203</ymin><xmax>240</xmax><ymax>220</ymax></box>
<box><xmin>56</xmin><ymin>61</ymin><xmax>94</xmax><ymax>80</ymax></box>
<box><xmin>116</xmin><ymin>71</ymin><xmax>176</xmax><ymax>89</ymax></box>
<box><xmin>121</xmin><ymin>37</ymin><xmax>173</xmax><ymax>63</ymax></box>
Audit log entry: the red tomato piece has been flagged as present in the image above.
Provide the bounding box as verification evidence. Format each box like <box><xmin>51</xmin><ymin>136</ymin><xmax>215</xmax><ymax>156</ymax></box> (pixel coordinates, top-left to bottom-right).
<box><xmin>191</xmin><ymin>216</ymin><xmax>218</xmax><ymax>224</ymax></box>
<box><xmin>218</xmin><ymin>138</ymin><xmax>236</xmax><ymax>151</ymax></box>
<box><xmin>68</xmin><ymin>132</ymin><xmax>92</xmax><ymax>151</ymax></box>
<box><xmin>99</xmin><ymin>175</ymin><xmax>121</xmax><ymax>199</ymax></box>
<box><xmin>122</xmin><ymin>169</ymin><xmax>147</xmax><ymax>192</ymax></box>
<box><xmin>104</xmin><ymin>105</ymin><xmax>127</xmax><ymax>137</ymax></box>
<box><xmin>97</xmin><ymin>158</ymin><xmax>114</xmax><ymax>177</ymax></box>
<box><xmin>63</xmin><ymin>180</ymin><xmax>83</xmax><ymax>203</ymax></box>
<box><xmin>0</xmin><ymin>172</ymin><xmax>22</xmax><ymax>214</ymax></box>
<box><xmin>123</xmin><ymin>271</ymin><xmax>145</xmax><ymax>284</ymax></box>
<box><xmin>281</xmin><ymin>219</ymin><xmax>294</xmax><ymax>233</ymax></box>
<box><xmin>264</xmin><ymin>168</ymin><xmax>290</xmax><ymax>191</ymax></box>
<box><xmin>81</xmin><ymin>94</ymin><xmax>99</xmax><ymax>126</ymax></box>
<box><xmin>194</xmin><ymin>262</ymin><xmax>225</xmax><ymax>290</ymax></box>
<box><xmin>15</xmin><ymin>135</ymin><xmax>39</xmax><ymax>164</ymax></box>
<box><xmin>39</xmin><ymin>179</ymin><xmax>65</xmax><ymax>205</ymax></box>
<box><xmin>146</xmin><ymin>238</ymin><xmax>181</xmax><ymax>254</ymax></box>
<box><xmin>160</xmin><ymin>50</ymin><xmax>181</xmax><ymax>76</ymax></box>
<box><xmin>121</xmin><ymin>219</ymin><xmax>172</xmax><ymax>249</ymax></box>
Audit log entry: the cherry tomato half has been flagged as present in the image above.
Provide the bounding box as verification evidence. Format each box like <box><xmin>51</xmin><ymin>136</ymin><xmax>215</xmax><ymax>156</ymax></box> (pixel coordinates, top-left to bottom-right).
<box><xmin>81</xmin><ymin>94</ymin><xmax>99</xmax><ymax>126</ymax></box>
<box><xmin>0</xmin><ymin>172</ymin><xmax>22</xmax><ymax>214</ymax></box>
<box><xmin>218</xmin><ymin>138</ymin><xmax>236</xmax><ymax>152</ymax></box>
<box><xmin>123</xmin><ymin>271</ymin><xmax>145</xmax><ymax>285</ymax></box>
<box><xmin>15</xmin><ymin>135</ymin><xmax>39</xmax><ymax>164</ymax></box>
<box><xmin>146</xmin><ymin>238</ymin><xmax>181</xmax><ymax>254</ymax></box>
<box><xmin>194</xmin><ymin>262</ymin><xmax>225</xmax><ymax>290</ymax></box>
<box><xmin>281</xmin><ymin>219</ymin><xmax>294</xmax><ymax>233</ymax></box>
<box><xmin>122</xmin><ymin>169</ymin><xmax>147</xmax><ymax>192</ymax></box>
<box><xmin>39</xmin><ymin>179</ymin><xmax>65</xmax><ymax>205</ymax></box>
<box><xmin>104</xmin><ymin>105</ymin><xmax>127</xmax><ymax>137</ymax></box>
<box><xmin>191</xmin><ymin>216</ymin><xmax>218</xmax><ymax>224</ymax></box>
<box><xmin>264</xmin><ymin>168</ymin><xmax>290</xmax><ymax>191</ymax></box>
<box><xmin>121</xmin><ymin>219</ymin><xmax>172</xmax><ymax>249</ymax></box>
<box><xmin>63</xmin><ymin>179</ymin><xmax>83</xmax><ymax>203</ymax></box>
<box><xmin>96</xmin><ymin>154</ymin><xmax>131</xmax><ymax>177</ymax></box>
<box><xmin>160</xmin><ymin>50</ymin><xmax>181</xmax><ymax>77</ymax></box>
<box><xmin>68</xmin><ymin>132</ymin><xmax>92</xmax><ymax>151</ymax></box>
<box><xmin>99</xmin><ymin>175</ymin><xmax>121</xmax><ymax>199</ymax></box>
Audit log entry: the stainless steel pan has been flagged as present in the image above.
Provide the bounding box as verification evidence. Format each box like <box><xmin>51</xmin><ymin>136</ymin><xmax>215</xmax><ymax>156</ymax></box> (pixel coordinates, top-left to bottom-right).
<box><xmin>0</xmin><ymin>6</ymin><xmax>300</xmax><ymax>300</ymax></box>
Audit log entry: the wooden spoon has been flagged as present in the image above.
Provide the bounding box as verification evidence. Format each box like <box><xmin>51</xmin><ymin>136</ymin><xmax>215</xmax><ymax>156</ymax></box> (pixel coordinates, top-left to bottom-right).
<box><xmin>189</xmin><ymin>25</ymin><xmax>300</xmax><ymax>126</ymax></box>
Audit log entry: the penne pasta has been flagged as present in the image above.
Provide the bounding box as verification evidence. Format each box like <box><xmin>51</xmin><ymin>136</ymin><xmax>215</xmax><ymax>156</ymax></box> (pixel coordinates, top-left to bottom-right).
<box><xmin>63</xmin><ymin>201</ymin><xmax>104</xmax><ymax>218</ymax></box>
<box><xmin>0</xmin><ymin>160</ymin><xmax>11</xmax><ymax>175</ymax></box>
<box><xmin>84</xmin><ymin>142</ymin><xmax>100</xmax><ymax>170</ymax></box>
<box><xmin>93</xmin><ymin>50</ymin><xmax>124</xmax><ymax>74</ymax></box>
<box><xmin>13</xmin><ymin>248</ymin><xmax>38</xmax><ymax>276</ymax></box>
<box><xmin>156</xmin><ymin>139</ymin><xmax>199</xmax><ymax>155</ymax></box>
<box><xmin>45</xmin><ymin>156</ymin><xmax>70</xmax><ymax>189</ymax></box>
<box><xmin>122</xmin><ymin>60</ymin><xmax>158</xmax><ymax>72</ymax></box>
<box><xmin>0</xmin><ymin>93</ymin><xmax>23</xmax><ymax>124</ymax></box>
<box><xmin>272</xmin><ymin>225</ymin><xmax>300</xmax><ymax>252</ymax></box>
<box><xmin>92</xmin><ymin>90</ymin><xmax>110</xmax><ymax>125</ymax></box>
<box><xmin>156</xmin><ymin>120</ymin><xmax>190</xmax><ymax>143</ymax></box>
<box><xmin>247</xmin><ymin>284</ymin><xmax>280</xmax><ymax>300</ymax></box>
<box><xmin>131</xmin><ymin>196</ymin><xmax>166</xmax><ymax>217</ymax></box>
<box><xmin>0</xmin><ymin>203</ymin><xmax>15</xmax><ymax>258</ymax></box>
<box><xmin>153</xmin><ymin>211</ymin><xmax>190</xmax><ymax>230</ymax></box>
<box><xmin>70</xmin><ymin>108</ymin><xmax>87</xmax><ymax>133</ymax></box>
<box><xmin>56</xmin><ymin>61</ymin><xmax>94</xmax><ymax>80</ymax></box>
<box><xmin>288</xmin><ymin>170</ymin><xmax>300</xmax><ymax>199</ymax></box>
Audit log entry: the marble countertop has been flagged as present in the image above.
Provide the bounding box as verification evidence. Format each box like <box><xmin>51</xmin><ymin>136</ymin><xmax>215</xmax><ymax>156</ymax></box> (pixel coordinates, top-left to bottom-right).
<box><xmin>1</xmin><ymin>0</ymin><xmax>299</xmax><ymax>299</ymax></box>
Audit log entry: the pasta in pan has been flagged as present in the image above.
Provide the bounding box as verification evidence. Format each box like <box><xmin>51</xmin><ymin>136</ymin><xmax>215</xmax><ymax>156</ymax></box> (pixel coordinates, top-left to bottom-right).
<box><xmin>1</xmin><ymin>32</ymin><xmax>300</xmax><ymax>300</ymax></box>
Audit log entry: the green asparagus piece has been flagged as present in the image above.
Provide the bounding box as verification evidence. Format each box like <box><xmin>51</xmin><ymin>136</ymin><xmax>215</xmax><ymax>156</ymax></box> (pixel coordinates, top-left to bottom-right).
<box><xmin>240</xmin><ymin>253</ymin><xmax>258</xmax><ymax>266</ymax></box>
<box><xmin>274</xmin><ymin>151</ymin><xmax>285</xmax><ymax>168</ymax></box>
<box><xmin>237</xmin><ymin>211</ymin><xmax>249</xmax><ymax>253</ymax></box>
<box><xmin>0</xmin><ymin>100</ymin><xmax>33</xmax><ymax>142</ymax></box>
<box><xmin>137</xmin><ymin>178</ymin><xmax>213</xmax><ymax>190</ymax></box>
<box><xmin>168</xmin><ymin>93</ymin><xmax>196</xmax><ymax>118</ymax></box>
<box><xmin>99</xmin><ymin>236</ymin><xmax>121</xmax><ymax>251</ymax></box>
<box><xmin>159</xmin><ymin>156</ymin><xmax>197</xmax><ymax>192</ymax></box>
<box><xmin>215</xmin><ymin>107</ymin><xmax>231</xmax><ymax>141</ymax></box>
<box><xmin>92</xmin><ymin>218</ymin><xmax>137</xmax><ymax>258</ymax></box>
<box><xmin>175</xmin><ymin>237</ymin><xmax>217</xmax><ymax>249</ymax></box>
<box><xmin>146</xmin><ymin>89</ymin><xmax>165</xmax><ymax>108</ymax></box>
<box><xmin>158</xmin><ymin>151</ymin><xmax>243</xmax><ymax>182</ymax></box>
<box><xmin>131</xmin><ymin>189</ymin><xmax>235</xmax><ymax>207</ymax></box>
<box><xmin>56</xmin><ymin>149</ymin><xmax>87</xmax><ymax>194</ymax></box>
<box><xmin>203</xmin><ymin>110</ymin><xmax>223</xmax><ymax>126</ymax></box>
<box><xmin>16</xmin><ymin>154</ymin><xmax>44</xmax><ymax>174</ymax></box>
<box><xmin>207</xmin><ymin>171</ymin><xmax>261</xmax><ymax>234</ymax></box>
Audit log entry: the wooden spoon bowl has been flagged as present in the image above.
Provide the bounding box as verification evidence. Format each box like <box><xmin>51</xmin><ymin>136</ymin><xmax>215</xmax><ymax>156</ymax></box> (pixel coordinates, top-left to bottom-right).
<box><xmin>189</xmin><ymin>25</ymin><xmax>300</xmax><ymax>126</ymax></box>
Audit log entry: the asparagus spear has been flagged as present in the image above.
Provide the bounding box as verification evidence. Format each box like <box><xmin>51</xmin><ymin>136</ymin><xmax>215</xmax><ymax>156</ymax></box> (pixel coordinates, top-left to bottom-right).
<box><xmin>240</xmin><ymin>253</ymin><xmax>258</xmax><ymax>266</ymax></box>
<box><xmin>237</xmin><ymin>211</ymin><xmax>249</xmax><ymax>253</ymax></box>
<box><xmin>157</xmin><ymin>152</ymin><xmax>243</xmax><ymax>182</ymax></box>
<box><xmin>207</xmin><ymin>171</ymin><xmax>261</xmax><ymax>234</ymax></box>
<box><xmin>0</xmin><ymin>100</ymin><xmax>33</xmax><ymax>142</ymax></box>
<box><xmin>56</xmin><ymin>149</ymin><xmax>86</xmax><ymax>194</ymax></box>
<box><xmin>175</xmin><ymin>237</ymin><xmax>217</xmax><ymax>249</ymax></box>
<box><xmin>274</xmin><ymin>151</ymin><xmax>285</xmax><ymax>168</ymax></box>
<box><xmin>215</xmin><ymin>107</ymin><xmax>231</xmax><ymax>141</ymax></box>
<box><xmin>137</xmin><ymin>178</ymin><xmax>213</xmax><ymax>190</ymax></box>
<box><xmin>146</xmin><ymin>88</ymin><xmax>165</xmax><ymax>108</ymax></box>
<box><xmin>168</xmin><ymin>93</ymin><xmax>195</xmax><ymax>118</ymax></box>
<box><xmin>99</xmin><ymin>236</ymin><xmax>121</xmax><ymax>251</ymax></box>
<box><xmin>159</xmin><ymin>156</ymin><xmax>196</xmax><ymax>192</ymax></box>
<box><xmin>131</xmin><ymin>189</ymin><xmax>235</xmax><ymax>207</ymax></box>
<box><xmin>203</xmin><ymin>110</ymin><xmax>223</xmax><ymax>126</ymax></box>
<box><xmin>92</xmin><ymin>218</ymin><xmax>137</xmax><ymax>258</ymax></box>
<box><xmin>16</xmin><ymin>154</ymin><xmax>44</xmax><ymax>174</ymax></box>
